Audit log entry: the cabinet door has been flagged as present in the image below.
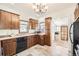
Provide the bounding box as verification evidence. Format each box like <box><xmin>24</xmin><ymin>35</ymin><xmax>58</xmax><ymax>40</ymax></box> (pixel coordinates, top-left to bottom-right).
<box><xmin>45</xmin><ymin>17</ymin><xmax>52</xmax><ymax>46</ymax></box>
<box><xmin>30</xmin><ymin>35</ymin><xmax>38</xmax><ymax>46</ymax></box>
<box><xmin>15</xmin><ymin>15</ymin><xmax>19</xmax><ymax>29</ymax></box>
<box><xmin>33</xmin><ymin>20</ymin><xmax>38</xmax><ymax>29</ymax></box>
<box><xmin>0</xmin><ymin>11</ymin><xmax>7</xmax><ymax>29</ymax></box>
<box><xmin>44</xmin><ymin>34</ymin><xmax>51</xmax><ymax>46</ymax></box>
<box><xmin>2</xmin><ymin>40</ymin><xmax>10</xmax><ymax>56</ymax></box>
<box><xmin>30</xmin><ymin>36</ymin><xmax>33</xmax><ymax>47</ymax></box>
<box><xmin>29</xmin><ymin>19</ymin><xmax>38</xmax><ymax>29</ymax></box>
<box><xmin>9</xmin><ymin>39</ymin><xmax>16</xmax><ymax>56</ymax></box>
<box><xmin>27</xmin><ymin>36</ymin><xmax>38</xmax><ymax>48</ymax></box>
<box><xmin>0</xmin><ymin>11</ymin><xmax>12</xmax><ymax>29</ymax></box>
<box><xmin>5</xmin><ymin>12</ymin><xmax>12</xmax><ymax>29</ymax></box>
<box><xmin>29</xmin><ymin>19</ymin><xmax>33</xmax><ymax>29</ymax></box>
<box><xmin>39</xmin><ymin>35</ymin><xmax>45</xmax><ymax>46</ymax></box>
<box><xmin>27</xmin><ymin>36</ymin><xmax>31</xmax><ymax>48</ymax></box>
<box><xmin>0</xmin><ymin>11</ymin><xmax>6</xmax><ymax>29</ymax></box>
<box><xmin>1</xmin><ymin>39</ymin><xmax>16</xmax><ymax>56</ymax></box>
<box><xmin>45</xmin><ymin>19</ymin><xmax>51</xmax><ymax>30</ymax></box>
<box><xmin>11</xmin><ymin>14</ymin><xmax>19</xmax><ymax>29</ymax></box>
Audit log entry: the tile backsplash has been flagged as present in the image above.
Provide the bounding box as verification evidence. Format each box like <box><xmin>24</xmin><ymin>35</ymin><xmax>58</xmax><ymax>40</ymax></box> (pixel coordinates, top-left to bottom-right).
<box><xmin>0</xmin><ymin>29</ymin><xmax>19</xmax><ymax>36</ymax></box>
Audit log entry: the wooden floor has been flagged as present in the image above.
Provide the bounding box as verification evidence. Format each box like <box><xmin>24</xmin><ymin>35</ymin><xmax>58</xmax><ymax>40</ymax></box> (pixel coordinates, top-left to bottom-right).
<box><xmin>15</xmin><ymin>41</ymin><xmax>72</xmax><ymax>56</ymax></box>
<box><xmin>15</xmin><ymin>45</ymin><xmax>52</xmax><ymax>56</ymax></box>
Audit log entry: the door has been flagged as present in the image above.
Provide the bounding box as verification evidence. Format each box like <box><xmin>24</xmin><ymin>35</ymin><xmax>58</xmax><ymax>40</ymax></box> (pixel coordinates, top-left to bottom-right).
<box><xmin>61</xmin><ymin>26</ymin><xmax>68</xmax><ymax>41</ymax></box>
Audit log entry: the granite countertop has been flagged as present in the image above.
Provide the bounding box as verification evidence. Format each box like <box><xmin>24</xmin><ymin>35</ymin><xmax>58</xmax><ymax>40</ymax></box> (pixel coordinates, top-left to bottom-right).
<box><xmin>0</xmin><ymin>33</ymin><xmax>45</xmax><ymax>41</ymax></box>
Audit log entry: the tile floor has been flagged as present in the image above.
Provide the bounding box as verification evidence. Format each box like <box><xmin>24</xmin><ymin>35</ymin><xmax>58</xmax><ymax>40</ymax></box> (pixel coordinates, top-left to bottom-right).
<box><xmin>14</xmin><ymin>40</ymin><xmax>72</xmax><ymax>56</ymax></box>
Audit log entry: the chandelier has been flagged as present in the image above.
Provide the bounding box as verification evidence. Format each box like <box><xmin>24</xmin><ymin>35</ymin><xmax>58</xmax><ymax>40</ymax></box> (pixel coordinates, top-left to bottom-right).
<box><xmin>32</xmin><ymin>3</ymin><xmax>48</xmax><ymax>17</ymax></box>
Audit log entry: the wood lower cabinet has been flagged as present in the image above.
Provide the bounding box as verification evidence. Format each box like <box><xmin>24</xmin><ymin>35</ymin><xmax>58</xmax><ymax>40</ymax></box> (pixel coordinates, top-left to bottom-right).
<box><xmin>1</xmin><ymin>38</ymin><xmax>16</xmax><ymax>56</ymax></box>
<box><xmin>27</xmin><ymin>35</ymin><xmax>38</xmax><ymax>48</ymax></box>
<box><xmin>38</xmin><ymin>35</ymin><xmax>45</xmax><ymax>46</ymax></box>
<box><xmin>0</xmin><ymin>34</ymin><xmax>48</xmax><ymax>56</ymax></box>
<box><xmin>44</xmin><ymin>34</ymin><xmax>51</xmax><ymax>46</ymax></box>
<box><xmin>27</xmin><ymin>34</ymin><xmax>49</xmax><ymax>47</ymax></box>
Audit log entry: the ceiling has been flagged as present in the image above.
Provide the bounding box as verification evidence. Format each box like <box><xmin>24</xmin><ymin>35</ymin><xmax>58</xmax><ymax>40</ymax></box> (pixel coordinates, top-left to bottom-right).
<box><xmin>0</xmin><ymin>3</ymin><xmax>77</xmax><ymax>18</ymax></box>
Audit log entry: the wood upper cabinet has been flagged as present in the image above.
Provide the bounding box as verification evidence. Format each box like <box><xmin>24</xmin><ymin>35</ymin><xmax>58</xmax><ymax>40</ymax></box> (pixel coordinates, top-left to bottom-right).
<box><xmin>29</xmin><ymin>18</ymin><xmax>38</xmax><ymax>29</ymax></box>
<box><xmin>0</xmin><ymin>11</ymin><xmax>6</xmax><ymax>29</ymax></box>
<box><xmin>0</xmin><ymin>10</ymin><xmax>20</xmax><ymax>29</ymax></box>
<box><xmin>45</xmin><ymin>17</ymin><xmax>52</xmax><ymax>30</ymax></box>
<box><xmin>11</xmin><ymin>14</ymin><xmax>20</xmax><ymax>29</ymax></box>
<box><xmin>0</xmin><ymin>11</ymin><xmax>12</xmax><ymax>29</ymax></box>
<box><xmin>1</xmin><ymin>38</ymin><xmax>16</xmax><ymax>56</ymax></box>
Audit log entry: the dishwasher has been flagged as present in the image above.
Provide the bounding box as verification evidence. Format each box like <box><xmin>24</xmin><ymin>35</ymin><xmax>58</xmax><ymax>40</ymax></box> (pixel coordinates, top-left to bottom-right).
<box><xmin>16</xmin><ymin>37</ymin><xmax>27</xmax><ymax>54</ymax></box>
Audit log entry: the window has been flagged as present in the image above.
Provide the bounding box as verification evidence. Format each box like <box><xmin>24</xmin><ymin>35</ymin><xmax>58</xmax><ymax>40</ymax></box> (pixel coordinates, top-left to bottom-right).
<box><xmin>20</xmin><ymin>20</ymin><xmax>28</xmax><ymax>33</ymax></box>
<box><xmin>39</xmin><ymin>22</ymin><xmax>45</xmax><ymax>32</ymax></box>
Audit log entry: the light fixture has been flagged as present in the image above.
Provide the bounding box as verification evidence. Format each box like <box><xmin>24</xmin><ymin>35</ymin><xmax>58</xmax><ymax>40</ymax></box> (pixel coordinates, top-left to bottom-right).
<box><xmin>32</xmin><ymin>3</ymin><xmax>48</xmax><ymax>17</ymax></box>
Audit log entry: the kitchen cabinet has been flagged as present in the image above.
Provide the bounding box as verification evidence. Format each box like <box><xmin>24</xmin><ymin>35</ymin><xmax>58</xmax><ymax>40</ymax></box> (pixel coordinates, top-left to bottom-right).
<box><xmin>0</xmin><ymin>34</ymin><xmax>47</xmax><ymax>56</ymax></box>
<box><xmin>27</xmin><ymin>34</ymin><xmax>48</xmax><ymax>47</ymax></box>
<box><xmin>0</xmin><ymin>9</ymin><xmax>20</xmax><ymax>29</ymax></box>
<box><xmin>45</xmin><ymin>17</ymin><xmax>52</xmax><ymax>46</ymax></box>
<box><xmin>38</xmin><ymin>35</ymin><xmax>45</xmax><ymax>46</ymax></box>
<box><xmin>1</xmin><ymin>38</ymin><xmax>16</xmax><ymax>56</ymax></box>
<box><xmin>44</xmin><ymin>34</ymin><xmax>51</xmax><ymax>46</ymax></box>
<box><xmin>11</xmin><ymin>14</ymin><xmax>20</xmax><ymax>29</ymax></box>
<box><xmin>27</xmin><ymin>36</ymin><xmax>32</xmax><ymax>48</ymax></box>
<box><xmin>27</xmin><ymin>35</ymin><xmax>38</xmax><ymax>48</ymax></box>
<box><xmin>0</xmin><ymin>10</ymin><xmax>12</xmax><ymax>29</ymax></box>
<box><xmin>29</xmin><ymin>18</ymin><xmax>38</xmax><ymax>29</ymax></box>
